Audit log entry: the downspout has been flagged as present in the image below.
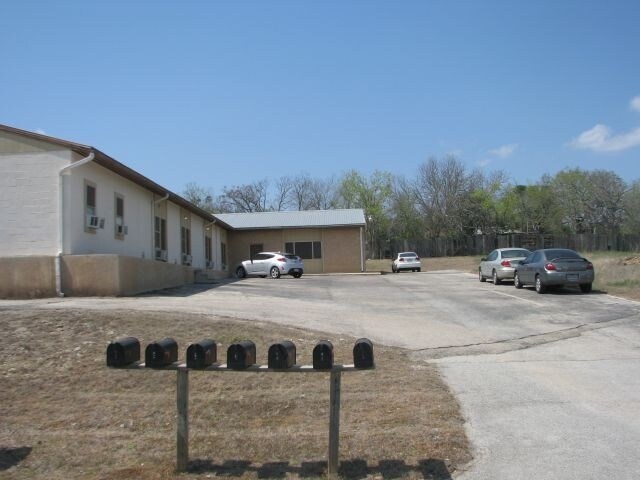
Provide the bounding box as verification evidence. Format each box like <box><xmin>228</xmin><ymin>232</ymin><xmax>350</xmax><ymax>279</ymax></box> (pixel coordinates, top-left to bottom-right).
<box><xmin>56</xmin><ymin>150</ymin><xmax>95</xmax><ymax>297</ymax></box>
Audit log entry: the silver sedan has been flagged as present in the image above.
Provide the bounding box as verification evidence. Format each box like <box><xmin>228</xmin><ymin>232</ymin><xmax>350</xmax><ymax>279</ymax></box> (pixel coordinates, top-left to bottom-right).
<box><xmin>479</xmin><ymin>248</ymin><xmax>531</xmax><ymax>285</ymax></box>
<box><xmin>514</xmin><ymin>248</ymin><xmax>595</xmax><ymax>293</ymax></box>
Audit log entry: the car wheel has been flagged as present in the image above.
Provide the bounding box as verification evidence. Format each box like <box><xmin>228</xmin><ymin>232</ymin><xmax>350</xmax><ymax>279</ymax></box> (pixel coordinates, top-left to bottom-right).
<box><xmin>535</xmin><ymin>275</ymin><xmax>546</xmax><ymax>294</ymax></box>
<box><xmin>417</xmin><ymin>268</ymin><xmax>421</xmax><ymax>272</ymax></box>
<box><xmin>235</xmin><ymin>266</ymin><xmax>246</xmax><ymax>279</ymax></box>
<box><xmin>492</xmin><ymin>270</ymin><xmax>501</xmax><ymax>285</ymax></box>
<box><xmin>293</xmin><ymin>272</ymin><xmax>302</xmax><ymax>278</ymax></box>
<box><xmin>270</xmin><ymin>266</ymin><xmax>281</xmax><ymax>279</ymax></box>
<box><xmin>514</xmin><ymin>272</ymin><xmax>523</xmax><ymax>289</ymax></box>
<box><xmin>479</xmin><ymin>269</ymin><xmax>486</xmax><ymax>282</ymax></box>
<box><xmin>580</xmin><ymin>283</ymin><xmax>592</xmax><ymax>293</ymax></box>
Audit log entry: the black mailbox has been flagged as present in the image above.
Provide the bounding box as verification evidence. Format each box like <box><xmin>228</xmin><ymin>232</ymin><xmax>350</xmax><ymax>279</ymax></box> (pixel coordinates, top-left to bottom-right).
<box><xmin>353</xmin><ymin>338</ymin><xmax>374</xmax><ymax>369</ymax></box>
<box><xmin>227</xmin><ymin>340</ymin><xmax>256</xmax><ymax>369</ymax></box>
<box><xmin>187</xmin><ymin>339</ymin><xmax>217</xmax><ymax>369</ymax></box>
<box><xmin>313</xmin><ymin>340</ymin><xmax>334</xmax><ymax>370</ymax></box>
<box><xmin>268</xmin><ymin>341</ymin><xmax>296</xmax><ymax>369</ymax></box>
<box><xmin>106</xmin><ymin>336</ymin><xmax>140</xmax><ymax>367</ymax></box>
<box><xmin>145</xmin><ymin>338</ymin><xmax>178</xmax><ymax>368</ymax></box>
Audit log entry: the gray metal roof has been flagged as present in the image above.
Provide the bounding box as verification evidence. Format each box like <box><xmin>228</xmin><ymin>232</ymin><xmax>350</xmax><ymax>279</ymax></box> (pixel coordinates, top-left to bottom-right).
<box><xmin>215</xmin><ymin>209</ymin><xmax>366</xmax><ymax>229</ymax></box>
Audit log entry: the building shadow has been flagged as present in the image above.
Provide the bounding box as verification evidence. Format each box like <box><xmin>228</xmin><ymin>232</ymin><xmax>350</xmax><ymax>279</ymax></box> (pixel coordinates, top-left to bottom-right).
<box><xmin>0</xmin><ymin>446</ymin><xmax>32</xmax><ymax>470</ymax></box>
<box><xmin>187</xmin><ymin>458</ymin><xmax>452</xmax><ymax>479</ymax></box>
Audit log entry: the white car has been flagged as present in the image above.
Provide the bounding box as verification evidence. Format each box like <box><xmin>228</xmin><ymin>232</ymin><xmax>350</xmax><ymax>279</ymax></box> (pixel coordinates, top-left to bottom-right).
<box><xmin>392</xmin><ymin>252</ymin><xmax>421</xmax><ymax>273</ymax></box>
<box><xmin>235</xmin><ymin>252</ymin><xmax>304</xmax><ymax>279</ymax></box>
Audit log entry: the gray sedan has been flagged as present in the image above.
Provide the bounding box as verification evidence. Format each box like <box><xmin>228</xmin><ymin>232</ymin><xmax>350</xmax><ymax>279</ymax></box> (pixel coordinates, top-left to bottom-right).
<box><xmin>479</xmin><ymin>248</ymin><xmax>531</xmax><ymax>284</ymax></box>
<box><xmin>513</xmin><ymin>248</ymin><xmax>595</xmax><ymax>293</ymax></box>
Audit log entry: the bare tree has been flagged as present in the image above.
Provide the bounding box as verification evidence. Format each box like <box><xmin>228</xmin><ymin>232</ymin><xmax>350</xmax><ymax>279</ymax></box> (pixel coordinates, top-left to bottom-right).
<box><xmin>217</xmin><ymin>179</ymin><xmax>269</xmax><ymax>213</ymax></box>
<box><xmin>182</xmin><ymin>182</ymin><xmax>215</xmax><ymax>213</ymax></box>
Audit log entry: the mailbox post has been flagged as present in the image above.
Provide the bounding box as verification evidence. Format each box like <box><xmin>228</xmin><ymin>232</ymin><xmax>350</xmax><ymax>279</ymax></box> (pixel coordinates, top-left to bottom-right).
<box><xmin>107</xmin><ymin>338</ymin><xmax>374</xmax><ymax>477</ymax></box>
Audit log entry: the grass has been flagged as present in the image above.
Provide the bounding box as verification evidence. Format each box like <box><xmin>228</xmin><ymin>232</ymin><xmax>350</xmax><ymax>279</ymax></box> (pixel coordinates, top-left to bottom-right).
<box><xmin>367</xmin><ymin>251</ymin><xmax>640</xmax><ymax>301</ymax></box>
<box><xmin>0</xmin><ymin>308</ymin><xmax>470</xmax><ymax>479</ymax></box>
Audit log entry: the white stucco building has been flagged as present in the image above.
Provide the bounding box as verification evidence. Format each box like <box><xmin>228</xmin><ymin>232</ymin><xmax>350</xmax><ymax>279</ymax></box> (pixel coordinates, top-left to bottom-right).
<box><xmin>0</xmin><ymin>124</ymin><xmax>231</xmax><ymax>297</ymax></box>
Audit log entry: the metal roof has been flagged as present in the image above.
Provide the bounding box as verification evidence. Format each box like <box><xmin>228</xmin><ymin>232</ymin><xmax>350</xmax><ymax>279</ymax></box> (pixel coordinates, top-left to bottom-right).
<box><xmin>216</xmin><ymin>209</ymin><xmax>366</xmax><ymax>229</ymax></box>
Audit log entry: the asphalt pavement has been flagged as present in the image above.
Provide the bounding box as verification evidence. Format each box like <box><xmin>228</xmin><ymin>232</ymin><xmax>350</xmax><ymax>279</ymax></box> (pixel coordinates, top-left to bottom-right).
<box><xmin>3</xmin><ymin>271</ymin><xmax>639</xmax><ymax>479</ymax></box>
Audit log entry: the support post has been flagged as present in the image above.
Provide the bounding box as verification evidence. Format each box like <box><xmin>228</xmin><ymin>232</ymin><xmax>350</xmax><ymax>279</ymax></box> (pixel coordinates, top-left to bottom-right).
<box><xmin>328</xmin><ymin>370</ymin><xmax>341</xmax><ymax>477</ymax></box>
<box><xmin>177</xmin><ymin>368</ymin><xmax>189</xmax><ymax>472</ymax></box>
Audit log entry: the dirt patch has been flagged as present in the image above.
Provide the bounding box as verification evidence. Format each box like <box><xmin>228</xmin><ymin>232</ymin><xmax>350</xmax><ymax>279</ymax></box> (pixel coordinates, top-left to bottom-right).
<box><xmin>623</xmin><ymin>256</ymin><xmax>640</xmax><ymax>266</ymax></box>
<box><xmin>0</xmin><ymin>308</ymin><xmax>470</xmax><ymax>479</ymax></box>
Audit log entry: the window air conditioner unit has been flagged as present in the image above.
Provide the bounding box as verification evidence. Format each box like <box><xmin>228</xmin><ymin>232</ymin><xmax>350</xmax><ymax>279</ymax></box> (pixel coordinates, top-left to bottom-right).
<box><xmin>155</xmin><ymin>249</ymin><xmax>168</xmax><ymax>261</ymax></box>
<box><xmin>116</xmin><ymin>225</ymin><xmax>128</xmax><ymax>235</ymax></box>
<box><xmin>86</xmin><ymin>215</ymin><xmax>99</xmax><ymax>228</ymax></box>
<box><xmin>182</xmin><ymin>254</ymin><xmax>192</xmax><ymax>266</ymax></box>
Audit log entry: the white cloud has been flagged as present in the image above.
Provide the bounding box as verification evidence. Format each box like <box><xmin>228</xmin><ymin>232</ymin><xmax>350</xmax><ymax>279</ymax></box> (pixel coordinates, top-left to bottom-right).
<box><xmin>569</xmin><ymin>124</ymin><xmax>640</xmax><ymax>152</ymax></box>
<box><xmin>476</xmin><ymin>159</ymin><xmax>492</xmax><ymax>167</ymax></box>
<box><xmin>489</xmin><ymin>143</ymin><xmax>518</xmax><ymax>158</ymax></box>
<box><xmin>631</xmin><ymin>96</ymin><xmax>640</xmax><ymax>112</ymax></box>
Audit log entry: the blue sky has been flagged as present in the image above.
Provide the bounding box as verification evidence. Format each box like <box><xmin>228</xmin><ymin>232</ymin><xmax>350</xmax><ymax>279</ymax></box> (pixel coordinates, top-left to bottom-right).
<box><xmin>2</xmin><ymin>1</ymin><xmax>639</xmax><ymax>197</ymax></box>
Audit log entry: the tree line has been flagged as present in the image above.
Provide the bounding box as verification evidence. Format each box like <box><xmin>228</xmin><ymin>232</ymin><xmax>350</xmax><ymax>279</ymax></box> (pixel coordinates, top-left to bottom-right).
<box><xmin>184</xmin><ymin>156</ymin><xmax>640</xmax><ymax>257</ymax></box>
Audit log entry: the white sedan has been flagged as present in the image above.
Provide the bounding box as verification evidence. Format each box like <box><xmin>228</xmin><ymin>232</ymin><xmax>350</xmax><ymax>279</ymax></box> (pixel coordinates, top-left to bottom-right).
<box><xmin>392</xmin><ymin>252</ymin><xmax>422</xmax><ymax>272</ymax></box>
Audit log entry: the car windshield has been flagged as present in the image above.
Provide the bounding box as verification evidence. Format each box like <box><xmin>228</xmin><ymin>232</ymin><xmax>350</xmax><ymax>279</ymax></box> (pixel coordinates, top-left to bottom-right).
<box><xmin>502</xmin><ymin>249</ymin><xmax>530</xmax><ymax>259</ymax></box>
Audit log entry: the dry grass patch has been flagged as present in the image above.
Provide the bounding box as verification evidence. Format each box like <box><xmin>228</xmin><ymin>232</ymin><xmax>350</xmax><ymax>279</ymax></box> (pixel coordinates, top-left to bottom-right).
<box><xmin>0</xmin><ymin>308</ymin><xmax>470</xmax><ymax>479</ymax></box>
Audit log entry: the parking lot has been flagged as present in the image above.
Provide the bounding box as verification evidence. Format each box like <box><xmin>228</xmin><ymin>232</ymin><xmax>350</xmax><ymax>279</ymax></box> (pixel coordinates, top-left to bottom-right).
<box><xmin>5</xmin><ymin>271</ymin><xmax>640</xmax><ymax>479</ymax></box>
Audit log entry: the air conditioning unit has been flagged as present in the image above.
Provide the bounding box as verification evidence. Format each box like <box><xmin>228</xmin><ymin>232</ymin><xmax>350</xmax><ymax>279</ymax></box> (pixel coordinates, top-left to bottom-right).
<box><xmin>86</xmin><ymin>215</ymin><xmax>99</xmax><ymax>229</ymax></box>
<box><xmin>155</xmin><ymin>249</ymin><xmax>168</xmax><ymax>262</ymax></box>
<box><xmin>206</xmin><ymin>260</ymin><xmax>214</xmax><ymax>269</ymax></box>
<box><xmin>182</xmin><ymin>254</ymin><xmax>192</xmax><ymax>266</ymax></box>
<box><xmin>116</xmin><ymin>225</ymin><xmax>128</xmax><ymax>235</ymax></box>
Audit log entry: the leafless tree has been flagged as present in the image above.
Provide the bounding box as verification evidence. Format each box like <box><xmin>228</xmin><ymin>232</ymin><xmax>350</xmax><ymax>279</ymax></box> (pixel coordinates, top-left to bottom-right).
<box><xmin>217</xmin><ymin>179</ymin><xmax>269</xmax><ymax>213</ymax></box>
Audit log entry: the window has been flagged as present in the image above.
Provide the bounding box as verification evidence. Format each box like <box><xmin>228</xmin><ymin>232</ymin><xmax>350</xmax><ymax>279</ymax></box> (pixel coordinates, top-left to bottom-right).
<box><xmin>154</xmin><ymin>216</ymin><xmax>167</xmax><ymax>260</ymax></box>
<box><xmin>221</xmin><ymin>242</ymin><xmax>227</xmax><ymax>269</ymax></box>
<box><xmin>181</xmin><ymin>227</ymin><xmax>191</xmax><ymax>255</ymax></box>
<box><xmin>250</xmin><ymin>244</ymin><xmax>263</xmax><ymax>259</ymax></box>
<box><xmin>285</xmin><ymin>241</ymin><xmax>322</xmax><ymax>260</ymax></box>
<box><xmin>114</xmin><ymin>194</ymin><xmax>125</xmax><ymax>238</ymax></box>
<box><xmin>180</xmin><ymin>212</ymin><xmax>191</xmax><ymax>265</ymax></box>
<box><xmin>85</xmin><ymin>181</ymin><xmax>97</xmax><ymax>231</ymax></box>
<box><xmin>205</xmin><ymin>235</ymin><xmax>212</xmax><ymax>266</ymax></box>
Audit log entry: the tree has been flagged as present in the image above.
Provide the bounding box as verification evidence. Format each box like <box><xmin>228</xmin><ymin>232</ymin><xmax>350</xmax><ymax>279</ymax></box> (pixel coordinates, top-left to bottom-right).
<box><xmin>217</xmin><ymin>179</ymin><xmax>269</xmax><ymax>213</ymax></box>
<box><xmin>622</xmin><ymin>180</ymin><xmax>640</xmax><ymax>235</ymax></box>
<box><xmin>182</xmin><ymin>182</ymin><xmax>216</xmax><ymax>213</ymax></box>
<box><xmin>337</xmin><ymin>170</ymin><xmax>393</xmax><ymax>258</ymax></box>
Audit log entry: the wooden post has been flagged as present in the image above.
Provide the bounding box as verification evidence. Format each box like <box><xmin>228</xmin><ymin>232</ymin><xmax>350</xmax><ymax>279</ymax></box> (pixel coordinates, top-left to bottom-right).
<box><xmin>328</xmin><ymin>370</ymin><xmax>341</xmax><ymax>477</ymax></box>
<box><xmin>176</xmin><ymin>368</ymin><xmax>189</xmax><ymax>472</ymax></box>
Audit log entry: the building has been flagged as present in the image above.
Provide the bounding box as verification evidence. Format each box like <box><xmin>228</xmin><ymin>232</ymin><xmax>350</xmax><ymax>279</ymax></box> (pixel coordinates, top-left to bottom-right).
<box><xmin>218</xmin><ymin>210</ymin><xmax>366</xmax><ymax>275</ymax></box>
<box><xmin>0</xmin><ymin>124</ymin><xmax>366</xmax><ymax>298</ymax></box>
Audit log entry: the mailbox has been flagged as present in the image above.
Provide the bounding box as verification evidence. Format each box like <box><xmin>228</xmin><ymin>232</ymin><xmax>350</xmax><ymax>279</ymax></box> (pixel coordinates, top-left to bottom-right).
<box><xmin>268</xmin><ymin>341</ymin><xmax>296</xmax><ymax>369</ymax></box>
<box><xmin>106</xmin><ymin>336</ymin><xmax>140</xmax><ymax>367</ymax></box>
<box><xmin>145</xmin><ymin>338</ymin><xmax>178</xmax><ymax>368</ymax></box>
<box><xmin>353</xmin><ymin>338</ymin><xmax>374</xmax><ymax>369</ymax></box>
<box><xmin>227</xmin><ymin>340</ymin><xmax>256</xmax><ymax>369</ymax></box>
<box><xmin>186</xmin><ymin>339</ymin><xmax>217</xmax><ymax>369</ymax></box>
<box><xmin>313</xmin><ymin>340</ymin><xmax>334</xmax><ymax>370</ymax></box>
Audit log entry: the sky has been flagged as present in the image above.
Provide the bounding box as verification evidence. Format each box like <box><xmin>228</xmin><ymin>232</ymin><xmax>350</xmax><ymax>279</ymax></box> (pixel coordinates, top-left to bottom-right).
<box><xmin>2</xmin><ymin>1</ymin><xmax>639</xmax><ymax>198</ymax></box>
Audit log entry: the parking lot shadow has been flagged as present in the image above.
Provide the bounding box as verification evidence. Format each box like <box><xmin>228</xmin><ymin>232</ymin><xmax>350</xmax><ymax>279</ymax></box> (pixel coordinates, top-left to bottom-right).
<box><xmin>188</xmin><ymin>458</ymin><xmax>453</xmax><ymax>479</ymax></box>
<box><xmin>138</xmin><ymin>278</ymin><xmax>240</xmax><ymax>297</ymax></box>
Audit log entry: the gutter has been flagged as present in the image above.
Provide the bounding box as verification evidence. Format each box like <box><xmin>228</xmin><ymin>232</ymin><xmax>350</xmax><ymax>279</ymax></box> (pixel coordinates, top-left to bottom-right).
<box><xmin>56</xmin><ymin>150</ymin><xmax>96</xmax><ymax>297</ymax></box>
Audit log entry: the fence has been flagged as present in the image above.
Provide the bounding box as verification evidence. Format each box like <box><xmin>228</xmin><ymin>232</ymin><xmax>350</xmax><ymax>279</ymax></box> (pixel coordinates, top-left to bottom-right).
<box><xmin>388</xmin><ymin>233</ymin><xmax>640</xmax><ymax>258</ymax></box>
